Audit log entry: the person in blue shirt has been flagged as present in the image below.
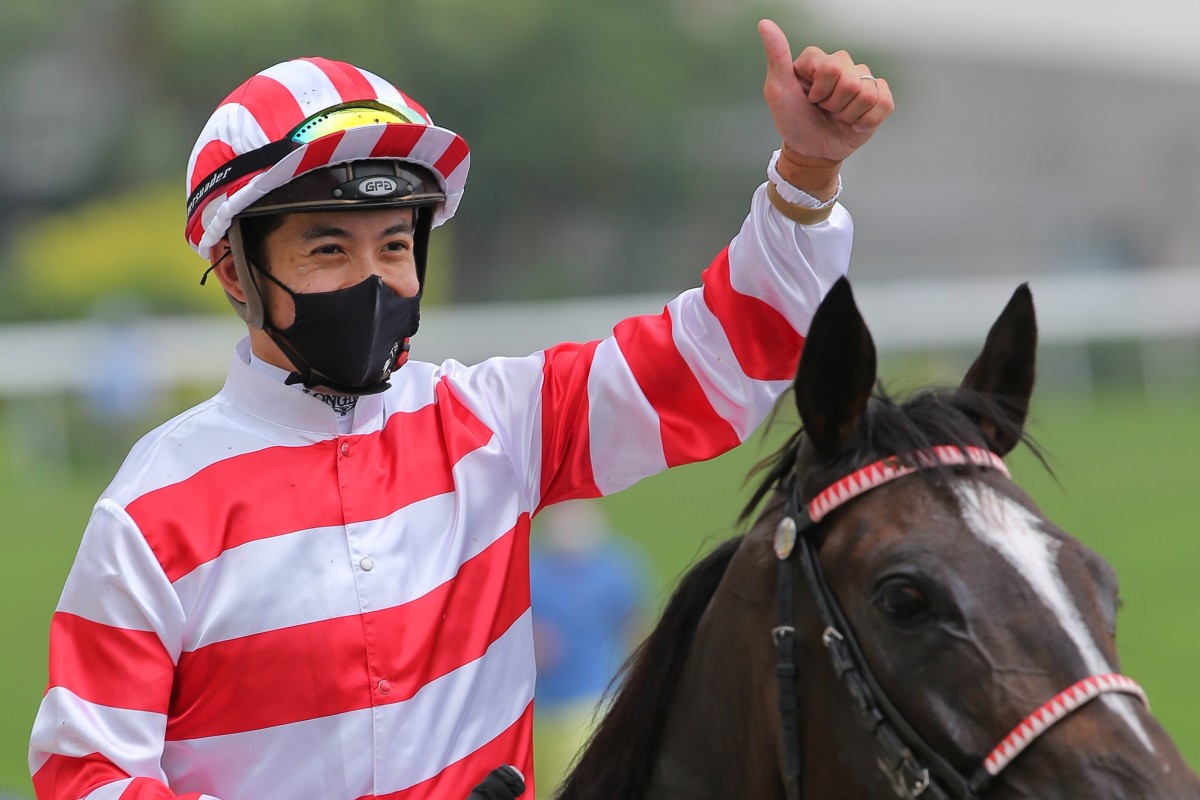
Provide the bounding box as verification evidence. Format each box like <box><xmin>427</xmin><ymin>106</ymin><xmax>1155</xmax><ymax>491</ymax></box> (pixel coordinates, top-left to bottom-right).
<box><xmin>528</xmin><ymin>500</ymin><xmax>651</xmax><ymax>795</ymax></box>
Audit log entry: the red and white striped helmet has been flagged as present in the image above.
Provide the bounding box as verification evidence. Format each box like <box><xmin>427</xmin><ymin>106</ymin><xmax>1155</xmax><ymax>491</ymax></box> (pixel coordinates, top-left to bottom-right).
<box><xmin>185</xmin><ymin>57</ymin><xmax>469</xmax><ymax>259</ymax></box>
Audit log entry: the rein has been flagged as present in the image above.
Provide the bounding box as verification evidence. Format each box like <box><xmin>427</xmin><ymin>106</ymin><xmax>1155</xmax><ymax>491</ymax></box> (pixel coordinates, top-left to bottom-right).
<box><xmin>772</xmin><ymin>446</ymin><xmax>1149</xmax><ymax>799</ymax></box>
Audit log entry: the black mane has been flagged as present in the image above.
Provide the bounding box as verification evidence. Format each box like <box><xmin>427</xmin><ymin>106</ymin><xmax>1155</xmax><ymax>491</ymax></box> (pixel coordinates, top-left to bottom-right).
<box><xmin>552</xmin><ymin>534</ymin><xmax>743</xmax><ymax>800</ymax></box>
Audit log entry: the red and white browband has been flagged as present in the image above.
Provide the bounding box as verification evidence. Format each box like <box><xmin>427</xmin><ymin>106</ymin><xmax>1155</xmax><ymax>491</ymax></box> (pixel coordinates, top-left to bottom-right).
<box><xmin>806</xmin><ymin>445</ymin><xmax>1009</xmax><ymax>523</ymax></box>
<box><xmin>797</xmin><ymin>446</ymin><xmax>1151</xmax><ymax>789</ymax></box>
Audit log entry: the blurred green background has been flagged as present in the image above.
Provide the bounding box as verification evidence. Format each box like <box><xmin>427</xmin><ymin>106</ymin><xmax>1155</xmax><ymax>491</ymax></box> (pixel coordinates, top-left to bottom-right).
<box><xmin>2</xmin><ymin>1</ymin><xmax>1198</xmax><ymax>798</ymax></box>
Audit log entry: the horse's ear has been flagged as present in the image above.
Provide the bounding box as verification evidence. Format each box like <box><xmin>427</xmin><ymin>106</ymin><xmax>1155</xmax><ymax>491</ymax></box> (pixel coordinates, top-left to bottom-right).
<box><xmin>958</xmin><ymin>284</ymin><xmax>1038</xmax><ymax>456</ymax></box>
<box><xmin>794</xmin><ymin>278</ymin><xmax>877</xmax><ymax>458</ymax></box>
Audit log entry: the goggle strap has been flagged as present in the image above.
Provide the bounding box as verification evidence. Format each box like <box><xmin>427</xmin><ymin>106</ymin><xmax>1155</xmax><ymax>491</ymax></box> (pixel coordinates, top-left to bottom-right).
<box><xmin>187</xmin><ymin>139</ymin><xmax>295</xmax><ymax>222</ymax></box>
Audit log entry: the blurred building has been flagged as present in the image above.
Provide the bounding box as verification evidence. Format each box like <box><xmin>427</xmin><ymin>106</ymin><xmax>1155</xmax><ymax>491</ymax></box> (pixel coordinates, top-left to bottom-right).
<box><xmin>793</xmin><ymin>0</ymin><xmax>1200</xmax><ymax>280</ymax></box>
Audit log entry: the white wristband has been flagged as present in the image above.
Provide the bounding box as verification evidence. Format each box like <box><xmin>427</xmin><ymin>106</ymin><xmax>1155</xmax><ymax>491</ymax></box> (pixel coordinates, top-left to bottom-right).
<box><xmin>766</xmin><ymin>149</ymin><xmax>842</xmax><ymax>209</ymax></box>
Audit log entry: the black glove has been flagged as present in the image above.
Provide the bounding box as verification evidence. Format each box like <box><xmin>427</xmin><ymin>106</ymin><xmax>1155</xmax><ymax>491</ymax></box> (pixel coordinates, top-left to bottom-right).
<box><xmin>466</xmin><ymin>764</ymin><xmax>526</xmax><ymax>799</ymax></box>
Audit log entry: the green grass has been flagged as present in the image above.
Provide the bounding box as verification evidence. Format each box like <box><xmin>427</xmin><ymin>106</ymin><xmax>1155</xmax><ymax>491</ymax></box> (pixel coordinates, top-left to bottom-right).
<box><xmin>2</xmin><ymin>389</ymin><xmax>1197</xmax><ymax>795</ymax></box>
<box><xmin>1</xmin><ymin>468</ymin><xmax>105</xmax><ymax>797</ymax></box>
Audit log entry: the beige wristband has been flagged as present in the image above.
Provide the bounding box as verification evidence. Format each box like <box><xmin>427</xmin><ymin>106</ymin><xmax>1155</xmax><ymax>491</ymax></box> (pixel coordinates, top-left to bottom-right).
<box><xmin>766</xmin><ymin>182</ymin><xmax>835</xmax><ymax>226</ymax></box>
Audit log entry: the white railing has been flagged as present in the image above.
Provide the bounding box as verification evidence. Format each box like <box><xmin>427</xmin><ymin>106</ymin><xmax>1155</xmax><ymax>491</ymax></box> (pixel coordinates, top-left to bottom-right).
<box><xmin>0</xmin><ymin>267</ymin><xmax>1197</xmax><ymax>398</ymax></box>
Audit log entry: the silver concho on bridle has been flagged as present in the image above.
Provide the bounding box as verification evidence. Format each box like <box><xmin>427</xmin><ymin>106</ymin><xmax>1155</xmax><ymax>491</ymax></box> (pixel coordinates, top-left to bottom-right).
<box><xmin>774</xmin><ymin>516</ymin><xmax>797</xmax><ymax>560</ymax></box>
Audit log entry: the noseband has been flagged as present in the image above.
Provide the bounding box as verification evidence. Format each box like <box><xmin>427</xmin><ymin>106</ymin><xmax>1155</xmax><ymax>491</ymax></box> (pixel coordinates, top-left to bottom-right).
<box><xmin>772</xmin><ymin>445</ymin><xmax>1149</xmax><ymax>800</ymax></box>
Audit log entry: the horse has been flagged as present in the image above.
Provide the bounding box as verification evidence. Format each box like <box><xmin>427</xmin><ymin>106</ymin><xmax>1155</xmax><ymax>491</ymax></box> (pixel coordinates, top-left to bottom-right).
<box><xmin>554</xmin><ymin>278</ymin><xmax>1200</xmax><ymax>799</ymax></box>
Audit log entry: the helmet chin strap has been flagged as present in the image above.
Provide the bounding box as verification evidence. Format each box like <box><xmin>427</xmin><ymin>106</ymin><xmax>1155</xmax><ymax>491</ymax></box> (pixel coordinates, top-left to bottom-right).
<box><xmin>263</xmin><ymin>324</ymin><xmax>345</xmax><ymax>392</ymax></box>
<box><xmin>224</xmin><ymin>217</ymin><xmax>269</xmax><ymax>329</ymax></box>
<box><xmin>273</xmin><ymin>340</ymin><xmax>401</xmax><ymax>396</ymax></box>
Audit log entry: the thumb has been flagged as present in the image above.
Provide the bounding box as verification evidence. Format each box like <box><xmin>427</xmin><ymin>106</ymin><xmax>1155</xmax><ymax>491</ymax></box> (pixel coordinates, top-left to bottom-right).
<box><xmin>758</xmin><ymin>19</ymin><xmax>794</xmax><ymax>81</ymax></box>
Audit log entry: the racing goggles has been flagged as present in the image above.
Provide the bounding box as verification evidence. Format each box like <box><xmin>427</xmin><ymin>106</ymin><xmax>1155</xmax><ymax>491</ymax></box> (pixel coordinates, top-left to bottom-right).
<box><xmin>186</xmin><ymin>100</ymin><xmax>427</xmax><ymax>222</ymax></box>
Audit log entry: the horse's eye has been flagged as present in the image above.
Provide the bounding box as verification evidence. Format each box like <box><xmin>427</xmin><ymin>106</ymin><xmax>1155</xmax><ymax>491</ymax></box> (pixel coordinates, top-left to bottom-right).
<box><xmin>876</xmin><ymin>578</ymin><xmax>931</xmax><ymax>622</ymax></box>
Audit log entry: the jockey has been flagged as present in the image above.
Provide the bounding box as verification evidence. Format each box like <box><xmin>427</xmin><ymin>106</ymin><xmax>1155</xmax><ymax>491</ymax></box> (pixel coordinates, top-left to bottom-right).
<box><xmin>29</xmin><ymin>20</ymin><xmax>892</xmax><ymax>800</ymax></box>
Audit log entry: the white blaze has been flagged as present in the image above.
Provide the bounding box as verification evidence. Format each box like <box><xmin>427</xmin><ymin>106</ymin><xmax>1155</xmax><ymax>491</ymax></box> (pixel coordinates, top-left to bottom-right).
<box><xmin>953</xmin><ymin>483</ymin><xmax>1156</xmax><ymax>754</ymax></box>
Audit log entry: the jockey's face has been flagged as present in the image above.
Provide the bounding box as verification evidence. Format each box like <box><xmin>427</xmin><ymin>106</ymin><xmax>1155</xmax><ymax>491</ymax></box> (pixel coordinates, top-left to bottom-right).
<box><xmin>211</xmin><ymin>207</ymin><xmax>419</xmax><ymax>373</ymax></box>
<box><xmin>258</xmin><ymin>207</ymin><xmax>420</xmax><ymax>330</ymax></box>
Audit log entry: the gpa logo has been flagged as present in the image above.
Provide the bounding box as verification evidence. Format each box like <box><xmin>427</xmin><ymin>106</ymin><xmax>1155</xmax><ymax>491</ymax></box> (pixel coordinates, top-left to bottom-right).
<box><xmin>359</xmin><ymin>177</ymin><xmax>399</xmax><ymax>197</ymax></box>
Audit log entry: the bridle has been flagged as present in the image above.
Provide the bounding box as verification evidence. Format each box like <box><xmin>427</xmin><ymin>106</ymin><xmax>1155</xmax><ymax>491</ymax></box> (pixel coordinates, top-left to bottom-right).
<box><xmin>771</xmin><ymin>445</ymin><xmax>1150</xmax><ymax>800</ymax></box>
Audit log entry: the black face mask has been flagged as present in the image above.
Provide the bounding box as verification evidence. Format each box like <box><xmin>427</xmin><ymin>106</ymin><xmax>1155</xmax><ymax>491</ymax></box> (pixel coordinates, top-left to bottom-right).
<box><xmin>258</xmin><ymin>271</ymin><xmax>420</xmax><ymax>395</ymax></box>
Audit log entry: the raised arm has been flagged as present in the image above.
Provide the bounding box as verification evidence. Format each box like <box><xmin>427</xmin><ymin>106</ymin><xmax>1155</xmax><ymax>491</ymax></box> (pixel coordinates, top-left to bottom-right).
<box><xmin>442</xmin><ymin>26</ymin><xmax>895</xmax><ymax>510</ymax></box>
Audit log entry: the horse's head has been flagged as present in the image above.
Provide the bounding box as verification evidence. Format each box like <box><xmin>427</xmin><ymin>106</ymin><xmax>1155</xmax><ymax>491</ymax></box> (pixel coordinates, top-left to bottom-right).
<box><xmin>554</xmin><ymin>279</ymin><xmax>1198</xmax><ymax>800</ymax></box>
<box><xmin>784</xmin><ymin>278</ymin><xmax>1198</xmax><ymax>798</ymax></box>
